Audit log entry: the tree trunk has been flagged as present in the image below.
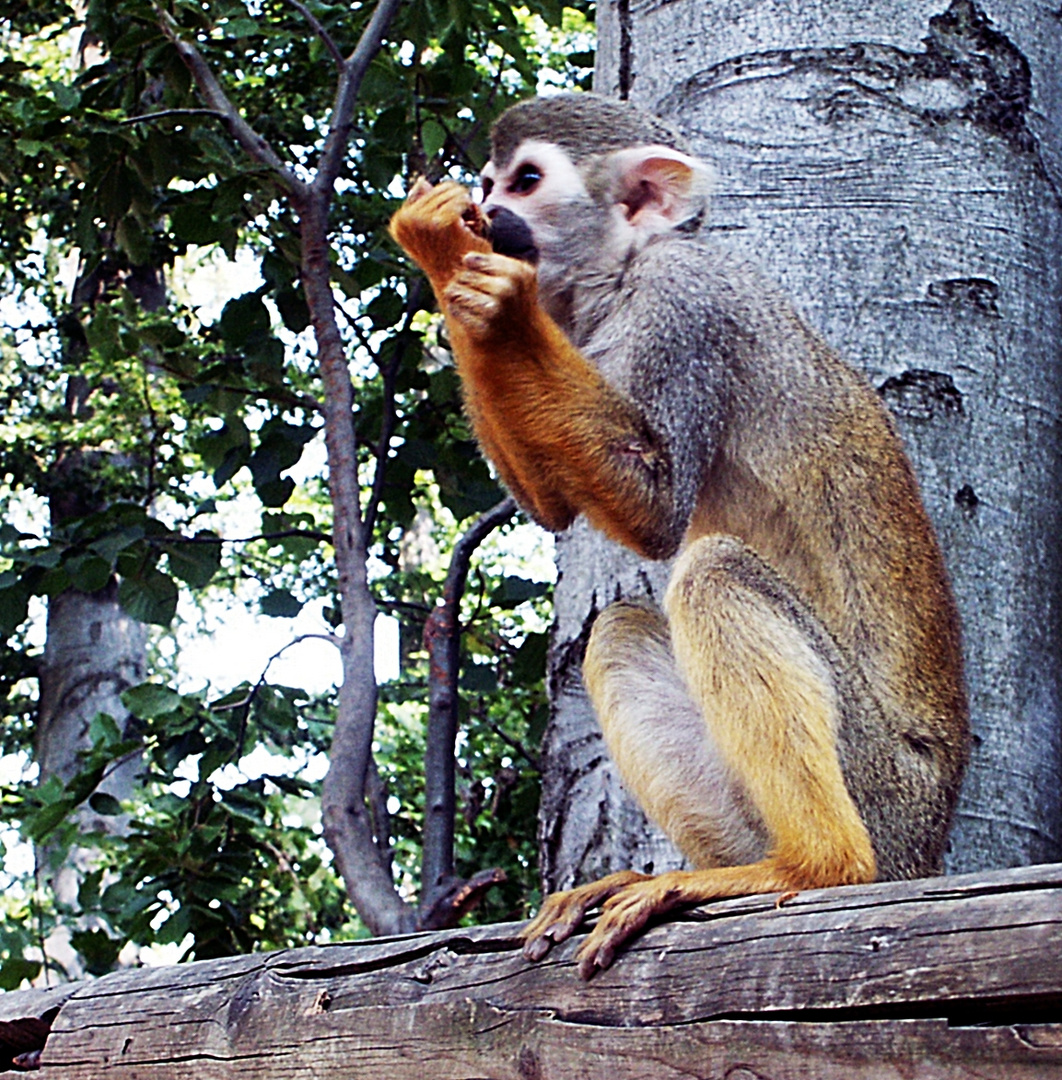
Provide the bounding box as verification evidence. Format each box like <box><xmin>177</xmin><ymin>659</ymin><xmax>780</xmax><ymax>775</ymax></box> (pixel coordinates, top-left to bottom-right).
<box><xmin>36</xmin><ymin>581</ymin><xmax>148</xmax><ymax>876</ymax></box>
<box><xmin>541</xmin><ymin>0</ymin><xmax>1062</xmax><ymax>888</ymax></box>
<box><xmin>33</xmin><ymin>257</ymin><xmax>164</xmax><ymax>975</ymax></box>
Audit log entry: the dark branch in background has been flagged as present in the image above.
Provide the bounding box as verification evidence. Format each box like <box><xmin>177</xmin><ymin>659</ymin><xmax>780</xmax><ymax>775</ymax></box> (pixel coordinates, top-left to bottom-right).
<box><xmin>282</xmin><ymin>0</ymin><xmax>345</xmax><ymax>70</ymax></box>
<box><xmin>419</xmin><ymin>496</ymin><xmax>516</xmax><ymax>928</ymax></box>
<box><xmin>419</xmin><ymin>867</ymin><xmax>508</xmax><ymax>932</ymax></box>
<box><xmin>487</xmin><ymin>717</ymin><xmax>541</xmax><ymax>772</ymax></box>
<box><xmin>365</xmin><ymin>759</ymin><xmax>395</xmax><ymax>876</ymax></box>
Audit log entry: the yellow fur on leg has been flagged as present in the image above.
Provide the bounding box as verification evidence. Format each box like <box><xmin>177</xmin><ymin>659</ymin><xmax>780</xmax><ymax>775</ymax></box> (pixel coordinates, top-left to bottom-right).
<box><xmin>521</xmin><ymin>535</ymin><xmax>878</xmax><ymax>979</ymax></box>
<box><xmin>665</xmin><ymin>535</ymin><xmax>876</xmax><ymax>889</ymax></box>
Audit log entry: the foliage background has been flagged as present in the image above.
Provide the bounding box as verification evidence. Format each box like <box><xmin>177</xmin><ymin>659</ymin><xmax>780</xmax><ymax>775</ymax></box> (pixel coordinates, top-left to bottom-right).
<box><xmin>0</xmin><ymin>0</ymin><xmax>592</xmax><ymax>986</ymax></box>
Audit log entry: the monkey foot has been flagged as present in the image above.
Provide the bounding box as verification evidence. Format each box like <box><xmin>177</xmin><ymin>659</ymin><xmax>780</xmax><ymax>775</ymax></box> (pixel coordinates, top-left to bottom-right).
<box><xmin>520</xmin><ymin>870</ymin><xmax>651</xmax><ymax>963</ymax></box>
<box><xmin>572</xmin><ymin>875</ymin><xmax>687</xmax><ymax>979</ymax></box>
<box><xmin>526</xmin><ymin>863</ymin><xmax>802</xmax><ymax>978</ymax></box>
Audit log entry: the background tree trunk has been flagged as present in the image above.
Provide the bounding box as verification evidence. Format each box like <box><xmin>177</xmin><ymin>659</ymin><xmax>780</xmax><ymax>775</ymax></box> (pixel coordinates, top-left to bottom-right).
<box><xmin>33</xmin><ymin>258</ymin><xmax>164</xmax><ymax>976</ymax></box>
<box><xmin>541</xmin><ymin>0</ymin><xmax>1062</xmax><ymax>889</ymax></box>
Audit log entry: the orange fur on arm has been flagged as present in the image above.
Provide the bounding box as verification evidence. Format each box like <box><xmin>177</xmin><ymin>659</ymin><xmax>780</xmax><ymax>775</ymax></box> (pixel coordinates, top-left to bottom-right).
<box><xmin>447</xmin><ymin>286</ymin><xmax>680</xmax><ymax>557</ymax></box>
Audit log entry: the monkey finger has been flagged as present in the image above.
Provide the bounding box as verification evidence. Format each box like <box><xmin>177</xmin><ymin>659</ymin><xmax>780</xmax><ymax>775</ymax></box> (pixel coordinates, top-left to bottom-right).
<box><xmin>419</xmin><ymin>180</ymin><xmax>474</xmax><ymax>218</ymax></box>
<box><xmin>463</xmin><ymin>251</ymin><xmax>535</xmax><ymax>279</ymax></box>
<box><xmin>404</xmin><ymin>176</ymin><xmax>434</xmax><ymax>204</ymax></box>
<box><xmin>521</xmin><ymin>897</ymin><xmax>592</xmax><ymax>960</ymax></box>
<box><xmin>444</xmin><ymin>285</ymin><xmax>504</xmax><ymax>328</ymax></box>
<box><xmin>450</xmin><ymin>267</ymin><xmax>519</xmax><ymax>299</ymax></box>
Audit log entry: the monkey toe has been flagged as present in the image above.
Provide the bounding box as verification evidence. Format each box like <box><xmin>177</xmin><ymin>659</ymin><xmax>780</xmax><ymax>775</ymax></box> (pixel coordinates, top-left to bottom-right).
<box><xmin>572</xmin><ymin>883</ymin><xmax>662</xmax><ymax>978</ymax></box>
<box><xmin>520</xmin><ymin>891</ymin><xmax>592</xmax><ymax>960</ymax></box>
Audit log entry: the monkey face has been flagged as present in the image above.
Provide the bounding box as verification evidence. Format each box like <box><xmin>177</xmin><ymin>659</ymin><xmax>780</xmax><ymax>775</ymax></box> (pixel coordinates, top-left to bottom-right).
<box><xmin>479</xmin><ymin>139</ymin><xmax>613</xmax><ymax>313</ymax></box>
<box><xmin>479</xmin><ymin>135</ymin><xmax>712</xmax><ymax>319</ymax></box>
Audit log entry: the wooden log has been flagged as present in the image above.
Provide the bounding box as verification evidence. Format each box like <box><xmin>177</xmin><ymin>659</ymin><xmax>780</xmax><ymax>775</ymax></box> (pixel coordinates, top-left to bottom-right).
<box><xmin>1</xmin><ymin>864</ymin><xmax>1060</xmax><ymax>1077</ymax></box>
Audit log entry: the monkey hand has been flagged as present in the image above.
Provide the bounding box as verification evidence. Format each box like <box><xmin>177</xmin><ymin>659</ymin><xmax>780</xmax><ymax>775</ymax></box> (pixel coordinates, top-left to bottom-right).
<box><xmin>389</xmin><ymin>179</ymin><xmax>490</xmax><ymax>290</ymax></box>
<box><xmin>443</xmin><ymin>251</ymin><xmax>541</xmax><ymax>346</ymax></box>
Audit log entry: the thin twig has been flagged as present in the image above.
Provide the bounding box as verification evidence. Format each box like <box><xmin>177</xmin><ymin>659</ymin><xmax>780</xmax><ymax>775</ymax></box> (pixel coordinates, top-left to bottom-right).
<box><xmin>487</xmin><ymin>719</ymin><xmax>541</xmax><ymax>772</ymax></box>
<box><xmin>282</xmin><ymin>0</ymin><xmax>344</xmax><ymax>70</ymax></box>
<box><xmin>213</xmin><ymin>632</ymin><xmax>341</xmax><ymax>711</ymax></box>
<box><xmin>157</xmin><ymin>529</ymin><xmax>333</xmax><ymax>546</ymax></box>
<box><xmin>119</xmin><ymin>108</ymin><xmax>228</xmax><ymax>125</ymax></box>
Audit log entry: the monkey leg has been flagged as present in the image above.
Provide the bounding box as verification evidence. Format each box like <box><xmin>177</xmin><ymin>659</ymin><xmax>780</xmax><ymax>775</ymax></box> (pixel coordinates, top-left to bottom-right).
<box><xmin>521</xmin><ymin>596</ymin><xmax>768</xmax><ymax>968</ymax></box>
<box><xmin>526</xmin><ymin>536</ymin><xmax>877</xmax><ymax>978</ymax></box>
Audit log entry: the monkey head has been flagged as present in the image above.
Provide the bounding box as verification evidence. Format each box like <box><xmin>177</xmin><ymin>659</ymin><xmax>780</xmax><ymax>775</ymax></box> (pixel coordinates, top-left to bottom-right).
<box><xmin>478</xmin><ymin>94</ymin><xmax>714</xmax><ymax>326</ymax></box>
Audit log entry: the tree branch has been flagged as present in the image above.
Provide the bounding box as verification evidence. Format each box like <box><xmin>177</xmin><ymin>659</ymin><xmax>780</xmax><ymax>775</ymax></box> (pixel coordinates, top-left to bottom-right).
<box><xmin>119</xmin><ymin>108</ymin><xmax>228</xmax><ymax>126</ymax></box>
<box><xmin>151</xmin><ymin>0</ymin><xmax>418</xmax><ymax>939</ymax></box>
<box><xmin>153</xmin><ymin>5</ymin><xmax>306</xmax><ymax>197</ymax></box>
<box><xmin>420</xmin><ymin>497</ymin><xmax>516</xmax><ymax>918</ymax></box>
<box><xmin>313</xmin><ymin>0</ymin><xmax>404</xmax><ymax>196</ymax></box>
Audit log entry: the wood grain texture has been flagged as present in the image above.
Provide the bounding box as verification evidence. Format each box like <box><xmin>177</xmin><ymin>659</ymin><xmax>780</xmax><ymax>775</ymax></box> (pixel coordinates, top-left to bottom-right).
<box><xmin>1</xmin><ymin>864</ymin><xmax>1058</xmax><ymax>1077</ymax></box>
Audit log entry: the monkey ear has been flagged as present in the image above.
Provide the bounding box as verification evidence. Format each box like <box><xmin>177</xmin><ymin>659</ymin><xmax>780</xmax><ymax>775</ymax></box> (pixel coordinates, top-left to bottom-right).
<box><xmin>607</xmin><ymin>146</ymin><xmax>713</xmax><ymax>236</ymax></box>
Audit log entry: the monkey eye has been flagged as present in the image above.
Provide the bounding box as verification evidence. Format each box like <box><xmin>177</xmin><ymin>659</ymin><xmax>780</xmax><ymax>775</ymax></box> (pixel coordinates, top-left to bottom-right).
<box><xmin>481</xmin><ymin>176</ymin><xmax>494</xmax><ymax>198</ymax></box>
<box><xmin>509</xmin><ymin>163</ymin><xmax>542</xmax><ymax>194</ymax></box>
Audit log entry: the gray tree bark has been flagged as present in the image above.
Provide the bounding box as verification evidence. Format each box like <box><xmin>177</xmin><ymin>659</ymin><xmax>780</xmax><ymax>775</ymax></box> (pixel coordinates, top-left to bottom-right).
<box><xmin>541</xmin><ymin>0</ymin><xmax>1062</xmax><ymax>889</ymax></box>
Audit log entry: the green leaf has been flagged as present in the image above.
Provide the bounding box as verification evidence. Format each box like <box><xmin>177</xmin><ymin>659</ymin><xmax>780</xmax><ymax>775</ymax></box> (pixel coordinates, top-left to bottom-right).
<box><xmin>275</xmin><ymin>286</ymin><xmax>309</xmax><ymax>333</ymax></box>
<box><xmin>118</xmin><ymin>569</ymin><xmax>179</xmax><ymax>626</ymax></box>
<box><xmin>366</xmin><ymin>288</ymin><xmax>404</xmax><ymax>330</ymax></box>
<box><xmin>122</xmin><ymin>683</ymin><xmax>183</xmax><ymax>719</ymax></box>
<box><xmin>66</xmin><ymin>552</ymin><xmax>113</xmax><ymax>593</ymax></box>
<box><xmin>224</xmin><ymin>17</ymin><xmax>260</xmax><ymax>37</ymax></box>
<box><xmin>171</xmin><ymin>200</ymin><xmax>226</xmax><ymax>246</ymax></box>
<box><xmin>249</xmin><ymin>421</ymin><xmax>316</xmax><ymax>506</ymax></box>
<box><xmin>20</xmin><ymin>544</ymin><xmax>61</xmax><ymax>568</ymax></box>
<box><xmin>0</xmin><ymin>580</ymin><xmax>31</xmax><ymax>635</ymax></box>
<box><xmin>490</xmin><ymin>576</ymin><xmax>549</xmax><ymax>607</ymax></box>
<box><xmin>164</xmin><ymin>531</ymin><xmax>222</xmax><ymax>588</ymax></box>
<box><xmin>421</xmin><ymin>119</ymin><xmax>447</xmax><ymax>161</ymax></box>
<box><xmin>260</xmin><ymin>589</ymin><xmax>302</xmax><ymax>618</ymax></box>
<box><xmin>90</xmin><ymin>525</ymin><xmax>146</xmax><ymax>563</ymax></box>
<box><xmin>70</xmin><ymin>928</ymin><xmax>122</xmax><ymax>976</ymax></box>
<box><xmin>460</xmin><ymin>660</ymin><xmax>498</xmax><ymax>693</ymax></box>
<box><xmin>511</xmin><ymin>632</ymin><xmax>548</xmax><ymax>683</ymax></box>
<box><xmin>25</xmin><ymin>798</ymin><xmax>76</xmax><ymax>843</ymax></box>
<box><xmin>0</xmin><ymin>958</ymin><xmax>41</xmax><ymax>992</ymax></box>
<box><xmin>88</xmin><ymin>792</ymin><xmax>124</xmax><ymax>816</ymax></box>
<box><xmin>89</xmin><ymin>712</ymin><xmax>122</xmax><ymax>747</ymax></box>
<box><xmin>219</xmin><ymin>292</ymin><xmax>270</xmax><ymax>346</ymax></box>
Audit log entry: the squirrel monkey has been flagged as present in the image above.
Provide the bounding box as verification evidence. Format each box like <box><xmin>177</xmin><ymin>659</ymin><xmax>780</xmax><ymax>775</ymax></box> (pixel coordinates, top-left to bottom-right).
<box><xmin>390</xmin><ymin>93</ymin><xmax>969</xmax><ymax>978</ymax></box>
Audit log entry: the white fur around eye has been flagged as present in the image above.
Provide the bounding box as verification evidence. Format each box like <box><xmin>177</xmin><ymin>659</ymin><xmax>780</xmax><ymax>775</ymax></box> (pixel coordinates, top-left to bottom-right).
<box><xmin>481</xmin><ymin>140</ymin><xmax>588</xmax><ymax>217</ymax></box>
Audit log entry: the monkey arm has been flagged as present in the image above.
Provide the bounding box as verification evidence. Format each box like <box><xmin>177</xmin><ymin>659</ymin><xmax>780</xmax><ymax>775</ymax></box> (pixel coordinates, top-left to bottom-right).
<box><xmin>443</xmin><ymin>252</ymin><xmax>686</xmax><ymax>558</ymax></box>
